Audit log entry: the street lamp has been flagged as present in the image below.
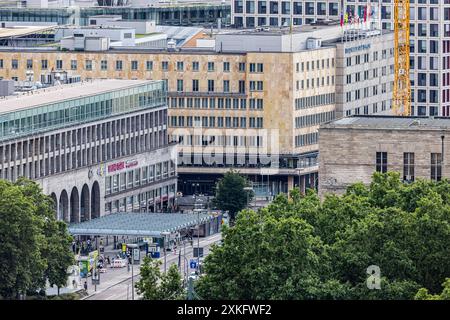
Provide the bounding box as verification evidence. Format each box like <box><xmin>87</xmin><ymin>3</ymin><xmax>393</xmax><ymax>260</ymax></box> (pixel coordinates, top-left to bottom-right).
<box><xmin>193</xmin><ymin>196</ymin><xmax>204</xmax><ymax>271</ymax></box>
<box><xmin>243</xmin><ymin>186</ymin><xmax>253</xmax><ymax>208</ymax></box>
<box><xmin>126</xmin><ymin>243</ymin><xmax>138</xmax><ymax>300</ymax></box>
<box><xmin>161</xmin><ymin>231</ymin><xmax>171</xmax><ymax>274</ymax></box>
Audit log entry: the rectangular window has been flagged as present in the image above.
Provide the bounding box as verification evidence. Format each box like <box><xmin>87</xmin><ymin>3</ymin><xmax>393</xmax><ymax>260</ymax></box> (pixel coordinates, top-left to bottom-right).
<box><xmin>376</xmin><ymin>152</ymin><xmax>387</xmax><ymax>173</ymax></box>
<box><xmin>131</xmin><ymin>60</ymin><xmax>138</xmax><ymax>70</ymax></box>
<box><xmin>223</xmin><ymin>62</ymin><xmax>230</xmax><ymax>72</ymax></box>
<box><xmin>403</xmin><ymin>152</ymin><xmax>415</xmax><ymax>182</ymax></box>
<box><xmin>431</xmin><ymin>153</ymin><xmax>442</xmax><ymax>181</ymax></box>
<box><xmin>101</xmin><ymin>60</ymin><xmax>107</xmax><ymax>70</ymax></box>
<box><xmin>146</xmin><ymin>61</ymin><xmax>153</xmax><ymax>71</ymax></box>
<box><xmin>115</xmin><ymin>60</ymin><xmax>123</xmax><ymax>71</ymax></box>
<box><xmin>192</xmin><ymin>61</ymin><xmax>199</xmax><ymax>71</ymax></box>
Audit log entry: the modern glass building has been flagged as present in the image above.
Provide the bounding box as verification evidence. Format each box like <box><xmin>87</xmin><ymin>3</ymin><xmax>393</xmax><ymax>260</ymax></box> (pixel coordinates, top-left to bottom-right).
<box><xmin>0</xmin><ymin>81</ymin><xmax>166</xmax><ymax>142</ymax></box>
<box><xmin>0</xmin><ymin>4</ymin><xmax>231</xmax><ymax>26</ymax></box>
<box><xmin>0</xmin><ymin>80</ymin><xmax>177</xmax><ymax>222</ymax></box>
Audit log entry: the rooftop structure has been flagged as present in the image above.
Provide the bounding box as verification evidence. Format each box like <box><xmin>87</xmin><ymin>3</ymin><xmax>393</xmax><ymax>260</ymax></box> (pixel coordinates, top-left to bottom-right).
<box><xmin>0</xmin><ymin>79</ymin><xmax>166</xmax><ymax>142</ymax></box>
<box><xmin>68</xmin><ymin>212</ymin><xmax>217</xmax><ymax>237</ymax></box>
<box><xmin>321</xmin><ymin>115</ymin><xmax>450</xmax><ymax>131</ymax></box>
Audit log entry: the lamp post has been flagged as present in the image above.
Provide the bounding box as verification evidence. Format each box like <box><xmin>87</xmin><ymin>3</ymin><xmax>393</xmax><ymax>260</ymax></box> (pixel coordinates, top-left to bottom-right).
<box><xmin>161</xmin><ymin>231</ymin><xmax>171</xmax><ymax>274</ymax></box>
<box><xmin>243</xmin><ymin>186</ymin><xmax>253</xmax><ymax>208</ymax></box>
<box><xmin>126</xmin><ymin>243</ymin><xmax>138</xmax><ymax>300</ymax></box>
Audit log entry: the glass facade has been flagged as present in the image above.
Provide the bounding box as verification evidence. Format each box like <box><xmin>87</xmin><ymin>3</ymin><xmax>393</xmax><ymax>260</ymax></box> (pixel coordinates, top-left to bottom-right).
<box><xmin>0</xmin><ymin>5</ymin><xmax>230</xmax><ymax>26</ymax></box>
<box><xmin>0</xmin><ymin>81</ymin><xmax>166</xmax><ymax>142</ymax></box>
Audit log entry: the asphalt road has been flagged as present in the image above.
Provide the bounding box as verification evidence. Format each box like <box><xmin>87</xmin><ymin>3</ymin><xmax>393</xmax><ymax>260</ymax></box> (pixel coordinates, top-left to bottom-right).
<box><xmin>86</xmin><ymin>233</ymin><xmax>222</xmax><ymax>300</ymax></box>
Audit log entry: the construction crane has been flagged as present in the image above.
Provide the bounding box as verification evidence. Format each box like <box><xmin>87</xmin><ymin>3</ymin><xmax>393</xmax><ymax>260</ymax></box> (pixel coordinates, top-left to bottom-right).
<box><xmin>393</xmin><ymin>0</ymin><xmax>411</xmax><ymax>116</ymax></box>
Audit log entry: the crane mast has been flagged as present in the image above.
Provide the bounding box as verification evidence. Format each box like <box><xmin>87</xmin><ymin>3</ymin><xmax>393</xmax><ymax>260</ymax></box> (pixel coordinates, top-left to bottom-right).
<box><xmin>393</xmin><ymin>0</ymin><xmax>411</xmax><ymax>116</ymax></box>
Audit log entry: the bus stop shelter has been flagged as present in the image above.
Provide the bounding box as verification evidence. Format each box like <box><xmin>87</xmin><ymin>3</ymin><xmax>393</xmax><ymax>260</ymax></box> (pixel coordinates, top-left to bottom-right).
<box><xmin>68</xmin><ymin>212</ymin><xmax>216</xmax><ymax>238</ymax></box>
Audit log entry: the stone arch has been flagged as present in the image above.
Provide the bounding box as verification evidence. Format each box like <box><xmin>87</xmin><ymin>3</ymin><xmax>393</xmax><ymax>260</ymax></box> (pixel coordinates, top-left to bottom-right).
<box><xmin>91</xmin><ymin>181</ymin><xmax>101</xmax><ymax>219</ymax></box>
<box><xmin>80</xmin><ymin>184</ymin><xmax>90</xmax><ymax>222</ymax></box>
<box><xmin>59</xmin><ymin>190</ymin><xmax>69</xmax><ymax>223</ymax></box>
<box><xmin>50</xmin><ymin>192</ymin><xmax>58</xmax><ymax>219</ymax></box>
<box><xmin>70</xmin><ymin>187</ymin><xmax>80</xmax><ymax>223</ymax></box>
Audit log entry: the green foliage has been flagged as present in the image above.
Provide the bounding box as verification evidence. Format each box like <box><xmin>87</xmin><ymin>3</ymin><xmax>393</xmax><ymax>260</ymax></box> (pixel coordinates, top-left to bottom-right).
<box><xmin>415</xmin><ymin>278</ymin><xmax>450</xmax><ymax>300</ymax></box>
<box><xmin>212</xmin><ymin>170</ymin><xmax>254</xmax><ymax>221</ymax></box>
<box><xmin>196</xmin><ymin>172</ymin><xmax>450</xmax><ymax>300</ymax></box>
<box><xmin>0</xmin><ymin>178</ymin><xmax>73</xmax><ymax>299</ymax></box>
<box><xmin>135</xmin><ymin>256</ymin><xmax>185</xmax><ymax>300</ymax></box>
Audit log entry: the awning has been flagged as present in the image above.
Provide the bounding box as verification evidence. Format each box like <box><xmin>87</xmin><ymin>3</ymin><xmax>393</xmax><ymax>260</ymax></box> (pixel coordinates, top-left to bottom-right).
<box><xmin>68</xmin><ymin>212</ymin><xmax>216</xmax><ymax>237</ymax></box>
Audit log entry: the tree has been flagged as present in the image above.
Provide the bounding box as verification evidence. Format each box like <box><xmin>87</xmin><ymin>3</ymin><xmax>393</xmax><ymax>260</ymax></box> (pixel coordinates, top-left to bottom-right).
<box><xmin>135</xmin><ymin>257</ymin><xmax>185</xmax><ymax>300</ymax></box>
<box><xmin>212</xmin><ymin>170</ymin><xmax>254</xmax><ymax>222</ymax></box>
<box><xmin>135</xmin><ymin>256</ymin><xmax>162</xmax><ymax>300</ymax></box>
<box><xmin>196</xmin><ymin>172</ymin><xmax>450</xmax><ymax>300</ymax></box>
<box><xmin>159</xmin><ymin>264</ymin><xmax>185</xmax><ymax>300</ymax></box>
<box><xmin>0</xmin><ymin>178</ymin><xmax>73</xmax><ymax>299</ymax></box>
<box><xmin>415</xmin><ymin>278</ymin><xmax>450</xmax><ymax>300</ymax></box>
<box><xmin>15</xmin><ymin>178</ymin><xmax>74</xmax><ymax>295</ymax></box>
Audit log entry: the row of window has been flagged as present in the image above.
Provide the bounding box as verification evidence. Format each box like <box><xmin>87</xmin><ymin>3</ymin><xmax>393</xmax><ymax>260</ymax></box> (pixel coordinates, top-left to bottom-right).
<box><xmin>105</xmin><ymin>183</ymin><xmax>176</xmax><ymax>214</ymax></box>
<box><xmin>375</xmin><ymin>152</ymin><xmax>442</xmax><ymax>182</ymax></box>
<box><xmin>345</xmin><ymin>100</ymin><xmax>391</xmax><ymax>116</ymax></box>
<box><xmin>0</xmin><ymin>59</ymin><xmax>263</xmax><ymax>74</ymax></box>
<box><xmin>346</xmin><ymin>66</ymin><xmax>394</xmax><ymax>85</ymax></box>
<box><xmin>170</xmin><ymin>116</ymin><xmax>264</xmax><ymax>128</ymax></box>
<box><xmin>233</xmin><ymin>1</ymin><xmax>339</xmax><ymax>16</ymax></box>
<box><xmin>173</xmin><ymin>79</ymin><xmax>261</xmax><ymax>94</ymax></box>
<box><xmin>295</xmin><ymin>58</ymin><xmax>335</xmax><ymax>73</ymax></box>
<box><xmin>295</xmin><ymin>93</ymin><xmax>335</xmax><ymax>110</ymax></box>
<box><xmin>105</xmin><ymin>161</ymin><xmax>176</xmax><ymax>195</ymax></box>
<box><xmin>346</xmin><ymin>83</ymin><xmax>393</xmax><ymax>103</ymax></box>
<box><xmin>346</xmin><ymin>49</ymin><xmax>393</xmax><ymax>67</ymax></box>
<box><xmin>295</xmin><ymin>111</ymin><xmax>335</xmax><ymax>129</ymax></box>
<box><xmin>175</xmin><ymin>134</ymin><xmax>265</xmax><ymax>147</ymax></box>
<box><xmin>169</xmin><ymin>97</ymin><xmax>263</xmax><ymax>110</ymax></box>
<box><xmin>295</xmin><ymin>132</ymin><xmax>319</xmax><ymax>147</ymax></box>
<box><xmin>296</xmin><ymin>75</ymin><xmax>335</xmax><ymax>90</ymax></box>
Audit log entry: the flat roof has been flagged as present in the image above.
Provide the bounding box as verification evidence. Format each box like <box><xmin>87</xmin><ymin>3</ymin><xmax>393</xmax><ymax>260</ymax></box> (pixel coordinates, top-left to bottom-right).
<box><xmin>68</xmin><ymin>212</ymin><xmax>219</xmax><ymax>237</ymax></box>
<box><xmin>322</xmin><ymin>115</ymin><xmax>450</xmax><ymax>130</ymax></box>
<box><xmin>0</xmin><ymin>79</ymin><xmax>154</xmax><ymax>115</ymax></box>
<box><xmin>0</xmin><ymin>25</ymin><xmax>56</xmax><ymax>38</ymax></box>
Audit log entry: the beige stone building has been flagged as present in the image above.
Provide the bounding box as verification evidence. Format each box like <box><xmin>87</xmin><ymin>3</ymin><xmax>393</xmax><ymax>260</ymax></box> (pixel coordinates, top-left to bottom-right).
<box><xmin>0</xmin><ymin>24</ymin><xmax>392</xmax><ymax>196</ymax></box>
<box><xmin>319</xmin><ymin>116</ymin><xmax>449</xmax><ymax>196</ymax></box>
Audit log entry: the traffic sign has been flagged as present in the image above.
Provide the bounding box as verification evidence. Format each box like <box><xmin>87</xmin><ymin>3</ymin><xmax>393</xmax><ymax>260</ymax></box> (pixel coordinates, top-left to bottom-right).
<box><xmin>193</xmin><ymin>247</ymin><xmax>204</xmax><ymax>258</ymax></box>
<box><xmin>190</xmin><ymin>259</ymin><xmax>197</xmax><ymax>269</ymax></box>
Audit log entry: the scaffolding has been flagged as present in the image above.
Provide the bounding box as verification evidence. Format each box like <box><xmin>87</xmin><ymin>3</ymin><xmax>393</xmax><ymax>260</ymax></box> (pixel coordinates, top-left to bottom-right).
<box><xmin>393</xmin><ymin>0</ymin><xmax>411</xmax><ymax>116</ymax></box>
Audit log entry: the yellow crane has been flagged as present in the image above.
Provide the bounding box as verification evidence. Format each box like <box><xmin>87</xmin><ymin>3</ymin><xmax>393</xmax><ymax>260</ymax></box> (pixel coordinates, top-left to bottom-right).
<box><xmin>393</xmin><ymin>0</ymin><xmax>411</xmax><ymax>116</ymax></box>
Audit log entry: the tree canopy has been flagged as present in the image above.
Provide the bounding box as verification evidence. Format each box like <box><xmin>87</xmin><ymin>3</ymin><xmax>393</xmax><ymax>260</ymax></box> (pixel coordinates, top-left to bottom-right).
<box><xmin>196</xmin><ymin>172</ymin><xmax>450</xmax><ymax>300</ymax></box>
<box><xmin>0</xmin><ymin>178</ymin><xmax>73</xmax><ymax>299</ymax></box>
<box><xmin>135</xmin><ymin>256</ymin><xmax>185</xmax><ymax>300</ymax></box>
<box><xmin>212</xmin><ymin>170</ymin><xmax>254</xmax><ymax>222</ymax></box>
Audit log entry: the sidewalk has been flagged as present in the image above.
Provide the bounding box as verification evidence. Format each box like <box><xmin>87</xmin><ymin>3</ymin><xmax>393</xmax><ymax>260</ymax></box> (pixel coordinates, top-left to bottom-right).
<box><xmin>82</xmin><ymin>263</ymin><xmax>142</xmax><ymax>300</ymax></box>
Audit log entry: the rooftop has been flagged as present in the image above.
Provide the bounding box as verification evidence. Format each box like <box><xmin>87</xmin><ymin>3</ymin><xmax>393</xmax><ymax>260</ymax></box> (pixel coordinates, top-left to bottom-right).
<box><xmin>68</xmin><ymin>212</ymin><xmax>219</xmax><ymax>237</ymax></box>
<box><xmin>322</xmin><ymin>116</ymin><xmax>450</xmax><ymax>130</ymax></box>
<box><xmin>0</xmin><ymin>25</ymin><xmax>56</xmax><ymax>39</ymax></box>
<box><xmin>225</xmin><ymin>21</ymin><xmax>341</xmax><ymax>36</ymax></box>
<box><xmin>0</xmin><ymin>79</ymin><xmax>152</xmax><ymax>114</ymax></box>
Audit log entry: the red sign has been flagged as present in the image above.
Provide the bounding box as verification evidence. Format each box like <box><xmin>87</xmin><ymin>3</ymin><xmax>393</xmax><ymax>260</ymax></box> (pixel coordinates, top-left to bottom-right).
<box><xmin>108</xmin><ymin>161</ymin><xmax>124</xmax><ymax>173</ymax></box>
<box><xmin>108</xmin><ymin>159</ymin><xmax>139</xmax><ymax>173</ymax></box>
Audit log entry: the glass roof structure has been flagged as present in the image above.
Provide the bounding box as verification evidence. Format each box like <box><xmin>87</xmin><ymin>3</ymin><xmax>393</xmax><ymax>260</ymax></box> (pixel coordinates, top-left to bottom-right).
<box><xmin>68</xmin><ymin>212</ymin><xmax>217</xmax><ymax>237</ymax></box>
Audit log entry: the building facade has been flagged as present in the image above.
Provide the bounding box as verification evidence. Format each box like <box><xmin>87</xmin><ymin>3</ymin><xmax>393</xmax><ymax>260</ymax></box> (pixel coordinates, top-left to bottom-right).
<box><xmin>231</xmin><ymin>1</ymin><xmax>450</xmax><ymax>118</ymax></box>
<box><xmin>0</xmin><ymin>24</ymin><xmax>393</xmax><ymax>196</ymax></box>
<box><xmin>0</xmin><ymin>80</ymin><xmax>177</xmax><ymax>222</ymax></box>
<box><xmin>0</xmin><ymin>3</ymin><xmax>231</xmax><ymax>26</ymax></box>
<box><xmin>332</xmin><ymin>29</ymin><xmax>395</xmax><ymax>118</ymax></box>
<box><xmin>318</xmin><ymin>116</ymin><xmax>449</xmax><ymax>195</ymax></box>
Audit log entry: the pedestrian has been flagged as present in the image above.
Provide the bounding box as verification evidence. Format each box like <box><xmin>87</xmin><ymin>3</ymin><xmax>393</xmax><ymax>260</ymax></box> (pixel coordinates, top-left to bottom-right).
<box><xmin>84</xmin><ymin>281</ymin><xmax>88</xmax><ymax>292</ymax></box>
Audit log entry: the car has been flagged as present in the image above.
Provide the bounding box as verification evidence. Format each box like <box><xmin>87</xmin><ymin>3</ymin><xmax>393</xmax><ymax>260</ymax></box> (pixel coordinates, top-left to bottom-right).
<box><xmin>111</xmin><ymin>259</ymin><xmax>127</xmax><ymax>268</ymax></box>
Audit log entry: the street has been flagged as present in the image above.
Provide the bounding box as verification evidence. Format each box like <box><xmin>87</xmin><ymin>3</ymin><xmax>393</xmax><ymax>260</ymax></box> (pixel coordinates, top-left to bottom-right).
<box><xmin>85</xmin><ymin>233</ymin><xmax>222</xmax><ymax>300</ymax></box>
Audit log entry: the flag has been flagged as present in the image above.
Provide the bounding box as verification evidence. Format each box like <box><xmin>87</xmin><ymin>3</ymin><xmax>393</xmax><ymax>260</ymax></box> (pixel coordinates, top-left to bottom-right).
<box><xmin>344</xmin><ymin>12</ymin><xmax>348</xmax><ymax>24</ymax></box>
<box><xmin>340</xmin><ymin>10</ymin><xmax>344</xmax><ymax>26</ymax></box>
<box><xmin>364</xmin><ymin>4</ymin><xmax>367</xmax><ymax>22</ymax></box>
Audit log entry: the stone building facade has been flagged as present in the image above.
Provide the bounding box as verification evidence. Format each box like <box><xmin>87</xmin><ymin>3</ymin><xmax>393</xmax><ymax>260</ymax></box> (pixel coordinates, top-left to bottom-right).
<box><xmin>319</xmin><ymin>116</ymin><xmax>449</xmax><ymax>196</ymax></box>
